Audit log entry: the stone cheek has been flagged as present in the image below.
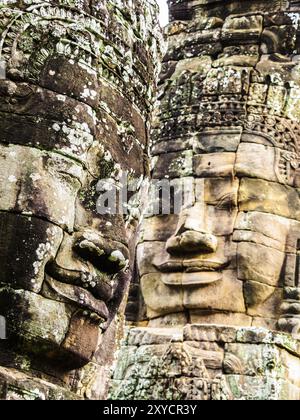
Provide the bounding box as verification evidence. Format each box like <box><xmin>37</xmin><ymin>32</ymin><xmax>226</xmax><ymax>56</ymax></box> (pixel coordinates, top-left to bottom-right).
<box><xmin>0</xmin><ymin>144</ymin><xmax>82</xmax><ymax>231</ymax></box>
<box><xmin>0</xmin><ymin>288</ymin><xmax>72</xmax><ymax>351</ymax></box>
<box><xmin>239</xmin><ymin>178</ymin><xmax>300</xmax><ymax>221</ymax></box>
<box><xmin>0</xmin><ymin>213</ymin><xmax>63</xmax><ymax>293</ymax></box>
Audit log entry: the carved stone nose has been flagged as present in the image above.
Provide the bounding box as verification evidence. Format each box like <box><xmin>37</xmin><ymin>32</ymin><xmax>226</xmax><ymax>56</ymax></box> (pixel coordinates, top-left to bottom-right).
<box><xmin>166</xmin><ymin>230</ymin><xmax>218</xmax><ymax>255</ymax></box>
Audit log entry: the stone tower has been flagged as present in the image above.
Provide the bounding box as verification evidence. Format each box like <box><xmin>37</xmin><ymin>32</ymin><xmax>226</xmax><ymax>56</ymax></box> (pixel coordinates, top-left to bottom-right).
<box><xmin>111</xmin><ymin>0</ymin><xmax>300</xmax><ymax>400</ymax></box>
<box><xmin>0</xmin><ymin>0</ymin><xmax>162</xmax><ymax>400</ymax></box>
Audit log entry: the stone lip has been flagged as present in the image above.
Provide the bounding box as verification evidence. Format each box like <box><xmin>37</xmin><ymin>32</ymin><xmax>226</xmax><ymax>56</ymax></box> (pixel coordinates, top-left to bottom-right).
<box><xmin>162</xmin><ymin>271</ymin><xmax>223</xmax><ymax>286</ymax></box>
<box><xmin>155</xmin><ymin>258</ymin><xmax>229</xmax><ymax>273</ymax></box>
<box><xmin>155</xmin><ymin>258</ymin><xmax>229</xmax><ymax>286</ymax></box>
<box><xmin>45</xmin><ymin>276</ymin><xmax>109</xmax><ymax>322</ymax></box>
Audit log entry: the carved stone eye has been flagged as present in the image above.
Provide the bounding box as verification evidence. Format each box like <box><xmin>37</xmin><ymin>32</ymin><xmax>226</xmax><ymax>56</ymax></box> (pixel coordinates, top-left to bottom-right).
<box><xmin>216</xmin><ymin>194</ymin><xmax>237</xmax><ymax>211</ymax></box>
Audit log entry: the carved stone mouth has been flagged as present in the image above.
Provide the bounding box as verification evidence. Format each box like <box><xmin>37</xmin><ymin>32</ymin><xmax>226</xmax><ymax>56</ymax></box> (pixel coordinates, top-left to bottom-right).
<box><xmin>44</xmin><ymin>260</ymin><xmax>118</xmax><ymax>323</ymax></box>
<box><xmin>45</xmin><ymin>275</ymin><xmax>109</xmax><ymax>322</ymax></box>
<box><xmin>155</xmin><ymin>259</ymin><xmax>230</xmax><ymax>273</ymax></box>
<box><xmin>161</xmin><ymin>272</ymin><xmax>223</xmax><ymax>286</ymax></box>
<box><xmin>45</xmin><ymin>260</ymin><xmax>115</xmax><ymax>301</ymax></box>
<box><xmin>154</xmin><ymin>259</ymin><xmax>229</xmax><ymax>286</ymax></box>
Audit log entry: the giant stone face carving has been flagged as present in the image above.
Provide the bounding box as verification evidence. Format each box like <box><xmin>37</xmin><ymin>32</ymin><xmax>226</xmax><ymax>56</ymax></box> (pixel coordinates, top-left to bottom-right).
<box><xmin>132</xmin><ymin>0</ymin><xmax>300</xmax><ymax>333</ymax></box>
<box><xmin>0</xmin><ymin>0</ymin><xmax>161</xmax><ymax>399</ymax></box>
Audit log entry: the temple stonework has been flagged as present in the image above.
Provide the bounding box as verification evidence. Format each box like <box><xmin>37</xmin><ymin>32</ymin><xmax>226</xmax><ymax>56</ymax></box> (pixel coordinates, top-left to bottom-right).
<box><xmin>110</xmin><ymin>326</ymin><xmax>300</xmax><ymax>400</ymax></box>
<box><xmin>2</xmin><ymin>0</ymin><xmax>300</xmax><ymax>401</ymax></box>
<box><xmin>112</xmin><ymin>0</ymin><xmax>300</xmax><ymax>400</ymax></box>
<box><xmin>0</xmin><ymin>0</ymin><xmax>162</xmax><ymax>400</ymax></box>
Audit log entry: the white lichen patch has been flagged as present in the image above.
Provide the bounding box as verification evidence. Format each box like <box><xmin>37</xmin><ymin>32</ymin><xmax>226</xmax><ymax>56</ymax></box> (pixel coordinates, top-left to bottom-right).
<box><xmin>29</xmin><ymin>173</ymin><xmax>42</xmax><ymax>182</ymax></box>
<box><xmin>56</xmin><ymin>94</ymin><xmax>66</xmax><ymax>102</ymax></box>
<box><xmin>80</xmin><ymin>88</ymin><xmax>97</xmax><ymax>101</ymax></box>
<box><xmin>8</xmin><ymin>175</ymin><xmax>17</xmax><ymax>183</ymax></box>
<box><xmin>52</xmin><ymin>123</ymin><xmax>61</xmax><ymax>132</ymax></box>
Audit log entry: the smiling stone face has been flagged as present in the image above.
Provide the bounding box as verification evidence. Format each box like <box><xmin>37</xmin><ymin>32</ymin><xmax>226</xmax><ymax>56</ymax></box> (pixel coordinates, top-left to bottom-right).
<box><xmin>129</xmin><ymin>0</ymin><xmax>300</xmax><ymax>332</ymax></box>
<box><xmin>0</xmin><ymin>0</ymin><xmax>162</xmax><ymax>398</ymax></box>
<box><xmin>136</xmin><ymin>147</ymin><xmax>300</xmax><ymax>328</ymax></box>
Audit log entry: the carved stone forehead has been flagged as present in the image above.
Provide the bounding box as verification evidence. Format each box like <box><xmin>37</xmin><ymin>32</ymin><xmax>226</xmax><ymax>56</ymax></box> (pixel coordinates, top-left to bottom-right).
<box><xmin>154</xmin><ymin>0</ymin><xmax>300</xmax><ymax>188</ymax></box>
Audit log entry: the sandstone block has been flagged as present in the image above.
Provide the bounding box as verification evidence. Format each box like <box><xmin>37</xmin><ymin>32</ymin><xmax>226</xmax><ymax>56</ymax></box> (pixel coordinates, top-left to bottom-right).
<box><xmin>188</xmin><ymin>311</ymin><xmax>252</xmax><ymax>328</ymax></box>
<box><xmin>183</xmin><ymin>270</ymin><xmax>246</xmax><ymax>313</ymax></box>
<box><xmin>235</xmin><ymin>143</ymin><xmax>277</xmax><ymax>182</ymax></box>
<box><xmin>234</xmin><ymin>211</ymin><xmax>290</xmax><ymax>242</ymax></box>
<box><xmin>194</xmin><ymin>153</ymin><xmax>236</xmax><ymax>178</ymax></box>
<box><xmin>237</xmin><ymin>242</ymin><xmax>285</xmax><ymax>286</ymax></box>
<box><xmin>243</xmin><ymin>281</ymin><xmax>283</xmax><ymax>318</ymax></box>
<box><xmin>184</xmin><ymin>324</ymin><xmax>237</xmax><ymax>343</ymax></box>
<box><xmin>195</xmin><ymin>128</ymin><xmax>242</xmax><ymax>153</ymax></box>
<box><xmin>140</xmin><ymin>274</ymin><xmax>184</xmax><ymax>318</ymax></box>
<box><xmin>239</xmin><ymin>178</ymin><xmax>300</xmax><ymax>221</ymax></box>
<box><xmin>153</xmin><ymin>151</ymin><xmax>193</xmax><ymax>179</ymax></box>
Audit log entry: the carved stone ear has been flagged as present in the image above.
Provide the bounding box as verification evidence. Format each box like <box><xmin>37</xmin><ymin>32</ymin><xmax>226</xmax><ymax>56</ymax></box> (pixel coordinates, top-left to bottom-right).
<box><xmin>278</xmin><ymin>223</ymin><xmax>300</xmax><ymax>333</ymax></box>
<box><xmin>282</xmin><ymin>225</ymin><xmax>300</xmax><ymax>288</ymax></box>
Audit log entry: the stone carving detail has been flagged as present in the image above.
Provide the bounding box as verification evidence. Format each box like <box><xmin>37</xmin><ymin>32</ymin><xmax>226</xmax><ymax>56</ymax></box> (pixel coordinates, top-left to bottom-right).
<box><xmin>0</xmin><ymin>0</ymin><xmax>162</xmax><ymax>400</ymax></box>
<box><xmin>111</xmin><ymin>326</ymin><xmax>300</xmax><ymax>400</ymax></box>
<box><xmin>115</xmin><ymin>0</ymin><xmax>300</xmax><ymax>400</ymax></box>
<box><xmin>125</xmin><ymin>0</ymin><xmax>300</xmax><ymax>334</ymax></box>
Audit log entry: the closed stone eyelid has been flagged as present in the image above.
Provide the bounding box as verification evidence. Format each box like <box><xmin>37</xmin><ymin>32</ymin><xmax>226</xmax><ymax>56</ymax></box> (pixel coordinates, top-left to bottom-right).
<box><xmin>215</xmin><ymin>193</ymin><xmax>237</xmax><ymax>209</ymax></box>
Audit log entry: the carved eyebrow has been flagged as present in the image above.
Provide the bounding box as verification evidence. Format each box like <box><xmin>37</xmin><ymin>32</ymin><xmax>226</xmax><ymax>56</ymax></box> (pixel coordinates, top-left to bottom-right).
<box><xmin>215</xmin><ymin>193</ymin><xmax>237</xmax><ymax>209</ymax></box>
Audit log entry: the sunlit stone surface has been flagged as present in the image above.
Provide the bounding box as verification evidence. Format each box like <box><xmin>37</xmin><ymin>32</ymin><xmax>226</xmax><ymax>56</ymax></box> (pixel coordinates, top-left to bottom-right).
<box><xmin>0</xmin><ymin>0</ymin><xmax>162</xmax><ymax>400</ymax></box>
<box><xmin>113</xmin><ymin>0</ymin><xmax>300</xmax><ymax>400</ymax></box>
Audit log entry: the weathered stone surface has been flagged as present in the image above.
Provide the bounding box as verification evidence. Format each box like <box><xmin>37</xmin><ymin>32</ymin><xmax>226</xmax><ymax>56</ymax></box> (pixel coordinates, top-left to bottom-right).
<box><xmin>244</xmin><ymin>281</ymin><xmax>283</xmax><ymax>318</ymax></box>
<box><xmin>204</xmin><ymin>178</ymin><xmax>239</xmax><ymax>206</ymax></box>
<box><xmin>239</xmin><ymin>178</ymin><xmax>300</xmax><ymax>221</ymax></box>
<box><xmin>189</xmin><ymin>311</ymin><xmax>252</xmax><ymax>328</ymax></box>
<box><xmin>222</xmin><ymin>375</ymin><xmax>300</xmax><ymax>400</ymax></box>
<box><xmin>183</xmin><ymin>271</ymin><xmax>246</xmax><ymax>313</ymax></box>
<box><xmin>148</xmin><ymin>313</ymin><xmax>188</xmax><ymax>328</ymax></box>
<box><xmin>194</xmin><ymin>129</ymin><xmax>242</xmax><ymax>153</ymax></box>
<box><xmin>194</xmin><ymin>153</ymin><xmax>236</xmax><ymax>178</ymax></box>
<box><xmin>140</xmin><ymin>274</ymin><xmax>184</xmax><ymax>319</ymax></box>
<box><xmin>138</xmin><ymin>215</ymin><xmax>179</xmax><ymax>242</ymax></box>
<box><xmin>184</xmin><ymin>325</ymin><xmax>237</xmax><ymax>343</ymax></box>
<box><xmin>224</xmin><ymin>343</ymin><xmax>281</xmax><ymax>376</ymax></box>
<box><xmin>137</xmin><ymin>242</ymin><xmax>166</xmax><ymax>276</ymax></box>
<box><xmin>233</xmin><ymin>230</ymin><xmax>285</xmax><ymax>252</ymax></box>
<box><xmin>152</xmin><ymin>138</ymin><xmax>195</xmax><ymax>155</ymax></box>
<box><xmin>0</xmin><ymin>212</ymin><xmax>63</xmax><ymax>293</ymax></box>
<box><xmin>0</xmin><ymin>366</ymin><xmax>79</xmax><ymax>400</ymax></box>
<box><xmin>0</xmin><ymin>0</ymin><xmax>162</xmax><ymax>400</ymax></box>
<box><xmin>125</xmin><ymin>327</ymin><xmax>183</xmax><ymax>347</ymax></box>
<box><xmin>237</xmin><ymin>242</ymin><xmax>285</xmax><ymax>287</ymax></box>
<box><xmin>206</xmin><ymin>205</ymin><xmax>238</xmax><ymax>236</ymax></box>
<box><xmin>116</xmin><ymin>0</ymin><xmax>300</xmax><ymax>401</ymax></box>
<box><xmin>252</xmin><ymin>317</ymin><xmax>278</xmax><ymax>331</ymax></box>
<box><xmin>111</xmin><ymin>325</ymin><xmax>300</xmax><ymax>401</ymax></box>
<box><xmin>152</xmin><ymin>151</ymin><xmax>193</xmax><ymax>179</ymax></box>
<box><xmin>235</xmin><ymin>211</ymin><xmax>290</xmax><ymax>243</ymax></box>
<box><xmin>0</xmin><ymin>288</ymin><xmax>72</xmax><ymax>352</ymax></box>
<box><xmin>235</xmin><ymin>143</ymin><xmax>277</xmax><ymax>182</ymax></box>
<box><xmin>0</xmin><ymin>144</ymin><xmax>82</xmax><ymax>231</ymax></box>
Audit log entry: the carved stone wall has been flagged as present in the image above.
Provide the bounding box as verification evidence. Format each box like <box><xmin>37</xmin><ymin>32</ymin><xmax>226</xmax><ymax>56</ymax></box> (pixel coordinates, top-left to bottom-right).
<box><xmin>111</xmin><ymin>326</ymin><xmax>300</xmax><ymax>400</ymax></box>
<box><xmin>0</xmin><ymin>0</ymin><xmax>162</xmax><ymax>400</ymax></box>
<box><xmin>115</xmin><ymin>0</ymin><xmax>300</xmax><ymax>400</ymax></box>
<box><xmin>126</xmin><ymin>0</ymin><xmax>300</xmax><ymax>333</ymax></box>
